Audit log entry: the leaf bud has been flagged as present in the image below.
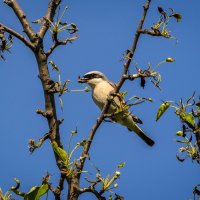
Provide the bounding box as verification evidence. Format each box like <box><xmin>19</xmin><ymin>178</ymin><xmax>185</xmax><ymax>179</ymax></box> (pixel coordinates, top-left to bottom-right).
<box><xmin>176</xmin><ymin>131</ymin><xmax>186</xmax><ymax>137</ymax></box>
<box><xmin>166</xmin><ymin>57</ymin><xmax>175</xmax><ymax>62</ymax></box>
<box><xmin>115</xmin><ymin>171</ymin><xmax>120</xmax><ymax>177</ymax></box>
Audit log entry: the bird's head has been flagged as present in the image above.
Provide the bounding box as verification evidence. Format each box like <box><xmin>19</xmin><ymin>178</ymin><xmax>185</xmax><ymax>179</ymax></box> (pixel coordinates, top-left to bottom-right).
<box><xmin>78</xmin><ymin>71</ymin><xmax>108</xmax><ymax>88</ymax></box>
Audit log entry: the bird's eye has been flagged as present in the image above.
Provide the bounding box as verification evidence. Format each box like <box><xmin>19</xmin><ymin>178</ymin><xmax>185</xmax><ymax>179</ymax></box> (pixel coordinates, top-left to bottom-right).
<box><xmin>92</xmin><ymin>74</ymin><xmax>101</xmax><ymax>78</ymax></box>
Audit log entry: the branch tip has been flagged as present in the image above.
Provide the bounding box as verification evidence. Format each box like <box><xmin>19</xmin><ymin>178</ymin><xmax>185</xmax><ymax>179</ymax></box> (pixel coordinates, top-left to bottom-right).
<box><xmin>36</xmin><ymin>109</ymin><xmax>53</xmax><ymax>118</ymax></box>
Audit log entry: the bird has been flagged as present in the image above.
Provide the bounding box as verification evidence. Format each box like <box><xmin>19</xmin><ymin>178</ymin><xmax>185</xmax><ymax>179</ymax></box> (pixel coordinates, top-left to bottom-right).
<box><xmin>78</xmin><ymin>70</ymin><xmax>155</xmax><ymax>146</ymax></box>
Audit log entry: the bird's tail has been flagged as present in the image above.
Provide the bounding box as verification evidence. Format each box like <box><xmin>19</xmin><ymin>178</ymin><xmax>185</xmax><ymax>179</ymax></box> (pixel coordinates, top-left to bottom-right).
<box><xmin>128</xmin><ymin>123</ymin><xmax>155</xmax><ymax>147</ymax></box>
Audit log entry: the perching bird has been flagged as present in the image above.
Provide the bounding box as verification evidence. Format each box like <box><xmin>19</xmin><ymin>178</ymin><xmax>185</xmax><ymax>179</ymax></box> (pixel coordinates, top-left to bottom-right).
<box><xmin>78</xmin><ymin>71</ymin><xmax>155</xmax><ymax>146</ymax></box>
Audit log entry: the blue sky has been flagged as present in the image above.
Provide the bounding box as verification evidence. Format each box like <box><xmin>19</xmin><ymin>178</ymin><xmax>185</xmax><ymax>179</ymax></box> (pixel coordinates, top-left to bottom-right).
<box><xmin>0</xmin><ymin>0</ymin><xmax>200</xmax><ymax>199</ymax></box>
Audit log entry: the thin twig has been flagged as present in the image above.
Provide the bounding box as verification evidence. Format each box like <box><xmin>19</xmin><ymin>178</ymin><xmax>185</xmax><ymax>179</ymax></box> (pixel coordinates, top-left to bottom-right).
<box><xmin>80</xmin><ymin>185</ymin><xmax>106</xmax><ymax>200</ymax></box>
<box><xmin>124</xmin><ymin>71</ymin><xmax>154</xmax><ymax>80</ymax></box>
<box><xmin>46</xmin><ymin>35</ymin><xmax>78</xmax><ymax>57</ymax></box>
<box><xmin>139</xmin><ymin>29</ymin><xmax>163</xmax><ymax>36</ymax></box>
<box><xmin>29</xmin><ymin>132</ymin><xmax>51</xmax><ymax>153</ymax></box>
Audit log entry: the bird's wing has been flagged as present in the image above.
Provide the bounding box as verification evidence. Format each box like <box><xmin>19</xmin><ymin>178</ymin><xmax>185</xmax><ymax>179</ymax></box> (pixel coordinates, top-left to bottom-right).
<box><xmin>106</xmin><ymin>81</ymin><xmax>123</xmax><ymax>110</ymax></box>
<box><xmin>107</xmin><ymin>80</ymin><xmax>143</xmax><ymax>124</ymax></box>
<box><xmin>131</xmin><ymin>113</ymin><xmax>143</xmax><ymax>124</ymax></box>
<box><xmin>108</xmin><ymin>81</ymin><xmax>117</xmax><ymax>89</ymax></box>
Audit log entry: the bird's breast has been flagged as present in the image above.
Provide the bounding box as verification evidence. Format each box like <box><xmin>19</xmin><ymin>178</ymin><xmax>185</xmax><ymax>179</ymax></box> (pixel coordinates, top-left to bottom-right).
<box><xmin>92</xmin><ymin>82</ymin><xmax>114</xmax><ymax>110</ymax></box>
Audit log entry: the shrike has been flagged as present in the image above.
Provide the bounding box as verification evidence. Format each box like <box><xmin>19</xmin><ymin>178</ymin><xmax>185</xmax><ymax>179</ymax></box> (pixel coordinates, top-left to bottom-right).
<box><xmin>78</xmin><ymin>71</ymin><xmax>155</xmax><ymax>146</ymax></box>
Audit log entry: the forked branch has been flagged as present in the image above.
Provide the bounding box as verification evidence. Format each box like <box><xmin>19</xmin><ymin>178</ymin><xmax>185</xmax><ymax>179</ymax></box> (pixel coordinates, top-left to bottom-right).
<box><xmin>46</xmin><ymin>35</ymin><xmax>78</xmax><ymax>57</ymax></box>
<box><xmin>0</xmin><ymin>23</ymin><xmax>34</xmax><ymax>50</ymax></box>
<box><xmin>38</xmin><ymin>0</ymin><xmax>62</xmax><ymax>38</ymax></box>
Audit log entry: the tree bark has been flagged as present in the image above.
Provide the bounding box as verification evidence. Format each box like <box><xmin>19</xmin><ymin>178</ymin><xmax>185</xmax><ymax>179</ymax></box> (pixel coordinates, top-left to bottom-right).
<box><xmin>67</xmin><ymin>177</ymin><xmax>80</xmax><ymax>200</ymax></box>
<box><xmin>34</xmin><ymin>47</ymin><xmax>63</xmax><ymax>170</ymax></box>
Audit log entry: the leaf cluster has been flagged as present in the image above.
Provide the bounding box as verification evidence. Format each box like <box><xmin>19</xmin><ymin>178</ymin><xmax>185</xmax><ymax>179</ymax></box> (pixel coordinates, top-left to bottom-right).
<box><xmin>152</xmin><ymin>7</ymin><xmax>182</xmax><ymax>38</ymax></box>
<box><xmin>83</xmin><ymin>162</ymin><xmax>125</xmax><ymax>199</ymax></box>
<box><xmin>10</xmin><ymin>178</ymin><xmax>49</xmax><ymax>200</ymax></box>
<box><xmin>33</xmin><ymin>6</ymin><xmax>78</xmax><ymax>42</ymax></box>
<box><xmin>51</xmin><ymin>136</ymin><xmax>87</xmax><ymax>178</ymax></box>
<box><xmin>156</xmin><ymin>93</ymin><xmax>200</xmax><ymax>163</ymax></box>
<box><xmin>132</xmin><ymin>58</ymin><xmax>174</xmax><ymax>90</ymax></box>
<box><xmin>0</xmin><ymin>26</ymin><xmax>13</xmax><ymax>60</ymax></box>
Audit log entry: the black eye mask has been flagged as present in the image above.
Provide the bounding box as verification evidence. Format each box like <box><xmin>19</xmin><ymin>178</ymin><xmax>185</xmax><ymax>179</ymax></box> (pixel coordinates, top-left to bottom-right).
<box><xmin>84</xmin><ymin>73</ymin><xmax>101</xmax><ymax>79</ymax></box>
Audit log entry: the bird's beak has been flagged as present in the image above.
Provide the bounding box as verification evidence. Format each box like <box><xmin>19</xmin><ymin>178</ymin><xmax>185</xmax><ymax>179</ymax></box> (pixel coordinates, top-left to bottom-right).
<box><xmin>77</xmin><ymin>76</ymin><xmax>88</xmax><ymax>83</ymax></box>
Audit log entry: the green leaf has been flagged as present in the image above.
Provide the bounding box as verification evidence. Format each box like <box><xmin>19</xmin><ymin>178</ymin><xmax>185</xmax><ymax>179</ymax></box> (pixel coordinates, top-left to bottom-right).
<box><xmin>117</xmin><ymin>162</ymin><xmax>125</xmax><ymax>169</ymax></box>
<box><xmin>71</xmin><ymin>130</ymin><xmax>77</xmax><ymax>135</ymax></box>
<box><xmin>35</xmin><ymin>184</ymin><xmax>49</xmax><ymax>200</ymax></box>
<box><xmin>24</xmin><ymin>184</ymin><xmax>48</xmax><ymax>200</ymax></box>
<box><xmin>165</xmin><ymin>57</ymin><xmax>175</xmax><ymax>62</ymax></box>
<box><xmin>153</xmin><ymin>19</ymin><xmax>162</xmax><ymax>29</ymax></box>
<box><xmin>171</xmin><ymin>13</ymin><xmax>182</xmax><ymax>22</ymax></box>
<box><xmin>70</xmin><ymin>23</ymin><xmax>77</xmax><ymax>29</ymax></box>
<box><xmin>156</xmin><ymin>102</ymin><xmax>170</xmax><ymax>121</ymax></box>
<box><xmin>180</xmin><ymin>113</ymin><xmax>195</xmax><ymax>127</ymax></box>
<box><xmin>84</xmin><ymin>86</ymin><xmax>90</xmax><ymax>92</ymax></box>
<box><xmin>51</xmin><ymin>141</ymin><xmax>68</xmax><ymax>162</ymax></box>
<box><xmin>176</xmin><ymin>131</ymin><xmax>186</xmax><ymax>137</ymax></box>
<box><xmin>109</xmin><ymin>195</ymin><xmax>113</xmax><ymax>200</ymax></box>
<box><xmin>49</xmin><ymin>60</ymin><xmax>60</xmax><ymax>72</ymax></box>
<box><xmin>71</xmin><ymin>125</ymin><xmax>78</xmax><ymax>135</ymax></box>
<box><xmin>77</xmin><ymin>139</ymin><xmax>87</xmax><ymax>147</ymax></box>
<box><xmin>60</xmin><ymin>80</ymin><xmax>70</xmax><ymax>95</ymax></box>
<box><xmin>24</xmin><ymin>186</ymin><xmax>40</xmax><ymax>200</ymax></box>
<box><xmin>157</xmin><ymin>7</ymin><xmax>166</xmax><ymax>17</ymax></box>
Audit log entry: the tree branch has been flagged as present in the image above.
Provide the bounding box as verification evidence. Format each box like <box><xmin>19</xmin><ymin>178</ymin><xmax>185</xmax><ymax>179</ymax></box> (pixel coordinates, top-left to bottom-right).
<box><xmin>81</xmin><ymin>190</ymin><xmax>106</xmax><ymax>200</ymax></box>
<box><xmin>78</xmin><ymin>0</ymin><xmax>152</xmax><ymax>174</ymax></box>
<box><xmin>46</xmin><ymin>35</ymin><xmax>78</xmax><ymax>57</ymax></box>
<box><xmin>49</xmin><ymin>173</ymin><xmax>65</xmax><ymax>200</ymax></box>
<box><xmin>0</xmin><ymin>23</ymin><xmax>35</xmax><ymax>50</ymax></box>
<box><xmin>36</xmin><ymin>108</ymin><xmax>53</xmax><ymax>118</ymax></box>
<box><xmin>28</xmin><ymin>132</ymin><xmax>51</xmax><ymax>153</ymax></box>
<box><xmin>139</xmin><ymin>28</ymin><xmax>163</xmax><ymax>36</ymax></box>
<box><xmin>116</xmin><ymin>0</ymin><xmax>152</xmax><ymax>92</ymax></box>
<box><xmin>38</xmin><ymin>0</ymin><xmax>61</xmax><ymax>39</ymax></box>
<box><xmin>4</xmin><ymin>0</ymin><xmax>36</xmax><ymax>41</ymax></box>
<box><xmin>80</xmin><ymin>178</ymin><xmax>105</xmax><ymax>199</ymax></box>
<box><xmin>124</xmin><ymin>71</ymin><xmax>154</xmax><ymax>80</ymax></box>
<box><xmin>78</xmin><ymin>103</ymin><xmax>110</xmax><ymax>173</ymax></box>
